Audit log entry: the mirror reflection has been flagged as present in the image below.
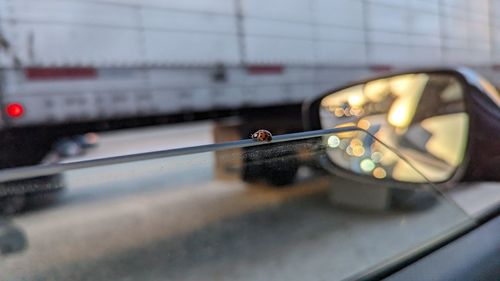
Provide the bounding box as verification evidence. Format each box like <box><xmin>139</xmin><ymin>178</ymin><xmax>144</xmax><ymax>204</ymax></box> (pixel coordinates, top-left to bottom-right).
<box><xmin>319</xmin><ymin>73</ymin><xmax>468</xmax><ymax>182</ymax></box>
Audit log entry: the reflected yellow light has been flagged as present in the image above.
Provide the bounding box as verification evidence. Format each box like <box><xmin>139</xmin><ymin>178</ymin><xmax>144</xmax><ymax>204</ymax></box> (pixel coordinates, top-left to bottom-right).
<box><xmin>350</xmin><ymin>138</ymin><xmax>363</xmax><ymax>147</ymax></box>
<box><xmin>327</xmin><ymin>135</ymin><xmax>340</xmax><ymax>148</ymax></box>
<box><xmin>334</xmin><ymin>122</ymin><xmax>357</xmax><ymax>138</ymax></box>
<box><xmin>360</xmin><ymin>159</ymin><xmax>376</xmax><ymax>172</ymax></box>
<box><xmin>392</xmin><ymin>158</ymin><xmax>454</xmax><ymax>183</ymax></box>
<box><xmin>357</xmin><ymin>119</ymin><xmax>371</xmax><ymax>130</ymax></box>
<box><xmin>373</xmin><ymin>167</ymin><xmax>387</xmax><ymax>179</ymax></box>
<box><xmin>389</xmin><ymin>74</ymin><xmax>416</xmax><ymax>96</ymax></box>
<box><xmin>387</xmin><ymin>74</ymin><xmax>428</xmax><ymax>128</ymax></box>
<box><xmin>335</xmin><ymin>122</ymin><xmax>356</xmax><ymax>128</ymax></box>
<box><xmin>387</xmin><ymin>103</ymin><xmax>410</xmax><ymax>127</ymax></box>
<box><xmin>394</xmin><ymin>127</ymin><xmax>407</xmax><ymax>135</ymax></box>
<box><xmin>334</xmin><ymin>108</ymin><xmax>344</xmax><ymax>117</ymax></box>
<box><xmin>364</xmin><ymin>79</ymin><xmax>389</xmax><ymax>102</ymax></box>
<box><xmin>348</xmin><ymin>94</ymin><xmax>365</xmax><ymax>107</ymax></box>
<box><xmin>352</xmin><ymin>145</ymin><xmax>365</xmax><ymax>157</ymax></box>
<box><xmin>321</xmin><ymin>85</ymin><xmax>364</xmax><ymax>108</ymax></box>
<box><xmin>377</xmin><ymin>145</ymin><xmax>399</xmax><ymax>166</ymax></box>
<box><xmin>392</xmin><ymin>161</ymin><xmax>424</xmax><ymax>182</ymax></box>
<box><xmin>350</xmin><ymin>107</ymin><xmax>364</xmax><ymax>116</ymax></box>
<box><xmin>421</xmin><ymin>113</ymin><xmax>469</xmax><ymax>166</ymax></box>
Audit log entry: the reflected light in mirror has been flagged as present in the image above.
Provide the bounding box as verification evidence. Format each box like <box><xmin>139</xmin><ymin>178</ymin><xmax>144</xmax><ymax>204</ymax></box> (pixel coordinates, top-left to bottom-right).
<box><xmin>334</xmin><ymin>122</ymin><xmax>357</xmax><ymax>138</ymax></box>
<box><xmin>357</xmin><ymin>119</ymin><xmax>371</xmax><ymax>130</ymax></box>
<box><xmin>392</xmin><ymin>160</ymin><xmax>427</xmax><ymax>182</ymax></box>
<box><xmin>352</xmin><ymin>145</ymin><xmax>365</xmax><ymax>157</ymax></box>
<box><xmin>392</xmin><ymin>157</ymin><xmax>455</xmax><ymax>183</ymax></box>
<box><xmin>319</xmin><ymin>72</ymin><xmax>467</xmax><ymax>183</ymax></box>
<box><xmin>360</xmin><ymin>159</ymin><xmax>376</xmax><ymax>173</ymax></box>
<box><xmin>389</xmin><ymin>74</ymin><xmax>416</xmax><ymax>96</ymax></box>
<box><xmin>387</xmin><ymin>104</ymin><xmax>411</xmax><ymax>128</ymax></box>
<box><xmin>327</xmin><ymin>135</ymin><xmax>340</xmax><ymax>148</ymax></box>
<box><xmin>321</xmin><ymin>85</ymin><xmax>364</xmax><ymax>108</ymax></box>
<box><xmin>334</xmin><ymin>108</ymin><xmax>344</xmax><ymax>117</ymax></box>
<box><xmin>348</xmin><ymin>94</ymin><xmax>365</xmax><ymax>107</ymax></box>
<box><xmin>387</xmin><ymin>74</ymin><xmax>429</xmax><ymax>128</ymax></box>
<box><xmin>372</xmin><ymin>167</ymin><xmax>387</xmax><ymax>179</ymax></box>
<box><xmin>364</xmin><ymin>79</ymin><xmax>389</xmax><ymax>102</ymax></box>
<box><xmin>421</xmin><ymin>113</ymin><xmax>469</xmax><ymax>166</ymax></box>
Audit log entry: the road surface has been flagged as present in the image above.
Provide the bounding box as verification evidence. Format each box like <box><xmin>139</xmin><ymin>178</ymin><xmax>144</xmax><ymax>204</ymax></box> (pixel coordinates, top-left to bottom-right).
<box><xmin>1</xmin><ymin>122</ymin><xmax>498</xmax><ymax>281</ymax></box>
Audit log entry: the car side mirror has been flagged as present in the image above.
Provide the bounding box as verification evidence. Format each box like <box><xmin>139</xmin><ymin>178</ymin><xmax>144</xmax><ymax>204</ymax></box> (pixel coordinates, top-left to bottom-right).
<box><xmin>303</xmin><ymin>68</ymin><xmax>500</xmax><ymax>184</ymax></box>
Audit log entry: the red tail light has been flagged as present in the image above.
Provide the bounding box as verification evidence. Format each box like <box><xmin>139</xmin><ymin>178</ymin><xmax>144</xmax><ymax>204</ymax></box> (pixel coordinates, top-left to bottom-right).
<box><xmin>6</xmin><ymin>103</ymin><xmax>24</xmax><ymax>118</ymax></box>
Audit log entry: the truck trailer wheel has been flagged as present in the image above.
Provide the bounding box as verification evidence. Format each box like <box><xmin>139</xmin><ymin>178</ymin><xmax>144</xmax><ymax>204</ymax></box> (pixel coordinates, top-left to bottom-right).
<box><xmin>0</xmin><ymin>175</ymin><xmax>65</xmax><ymax>214</ymax></box>
<box><xmin>242</xmin><ymin>145</ymin><xmax>299</xmax><ymax>187</ymax></box>
<box><xmin>0</xmin><ymin>128</ymin><xmax>68</xmax><ymax>214</ymax></box>
<box><xmin>0</xmin><ymin>195</ymin><xmax>26</xmax><ymax>215</ymax></box>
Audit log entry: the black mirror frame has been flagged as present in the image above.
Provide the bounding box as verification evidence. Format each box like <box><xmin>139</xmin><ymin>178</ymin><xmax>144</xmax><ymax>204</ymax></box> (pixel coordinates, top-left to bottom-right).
<box><xmin>302</xmin><ymin>67</ymin><xmax>500</xmax><ymax>187</ymax></box>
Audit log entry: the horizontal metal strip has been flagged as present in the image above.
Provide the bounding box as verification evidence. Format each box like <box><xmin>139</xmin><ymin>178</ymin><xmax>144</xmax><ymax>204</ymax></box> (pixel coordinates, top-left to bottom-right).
<box><xmin>0</xmin><ymin>126</ymin><xmax>358</xmax><ymax>182</ymax></box>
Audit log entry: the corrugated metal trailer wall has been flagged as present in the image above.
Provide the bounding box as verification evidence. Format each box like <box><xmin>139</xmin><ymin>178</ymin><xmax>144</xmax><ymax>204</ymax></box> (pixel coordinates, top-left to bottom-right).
<box><xmin>0</xmin><ymin>0</ymin><xmax>497</xmax><ymax>68</ymax></box>
<box><xmin>0</xmin><ymin>0</ymin><xmax>499</xmax><ymax>126</ymax></box>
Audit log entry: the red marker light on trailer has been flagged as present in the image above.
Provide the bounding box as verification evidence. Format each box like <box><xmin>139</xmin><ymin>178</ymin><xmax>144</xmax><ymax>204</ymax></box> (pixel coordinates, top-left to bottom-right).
<box><xmin>6</xmin><ymin>103</ymin><xmax>24</xmax><ymax>118</ymax></box>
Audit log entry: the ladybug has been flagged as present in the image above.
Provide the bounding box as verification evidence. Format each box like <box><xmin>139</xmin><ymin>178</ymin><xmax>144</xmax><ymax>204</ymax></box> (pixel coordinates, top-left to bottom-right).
<box><xmin>251</xmin><ymin>129</ymin><xmax>273</xmax><ymax>142</ymax></box>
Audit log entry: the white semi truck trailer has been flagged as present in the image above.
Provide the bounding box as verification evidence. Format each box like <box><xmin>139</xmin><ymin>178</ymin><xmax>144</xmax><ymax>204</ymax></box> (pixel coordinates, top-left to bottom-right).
<box><xmin>1</xmin><ymin>0</ymin><xmax>500</xmax><ymax>171</ymax></box>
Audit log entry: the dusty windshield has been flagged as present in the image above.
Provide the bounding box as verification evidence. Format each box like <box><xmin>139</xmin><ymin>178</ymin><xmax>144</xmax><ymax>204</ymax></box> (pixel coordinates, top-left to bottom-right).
<box><xmin>1</xmin><ymin>1</ymin><xmax>499</xmax><ymax>280</ymax></box>
<box><xmin>0</xmin><ymin>126</ymin><xmax>472</xmax><ymax>281</ymax></box>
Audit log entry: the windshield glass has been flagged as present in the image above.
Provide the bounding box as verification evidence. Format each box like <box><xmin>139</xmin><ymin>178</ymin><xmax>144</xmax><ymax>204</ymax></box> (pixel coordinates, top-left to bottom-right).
<box><xmin>0</xmin><ymin>127</ymin><xmax>473</xmax><ymax>281</ymax></box>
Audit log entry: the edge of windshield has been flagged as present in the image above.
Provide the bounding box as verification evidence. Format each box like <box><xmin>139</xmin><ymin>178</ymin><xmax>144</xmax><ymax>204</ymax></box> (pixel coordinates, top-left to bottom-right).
<box><xmin>0</xmin><ymin>126</ymin><xmax>360</xmax><ymax>182</ymax></box>
<box><xmin>347</xmin><ymin>219</ymin><xmax>476</xmax><ymax>281</ymax></box>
